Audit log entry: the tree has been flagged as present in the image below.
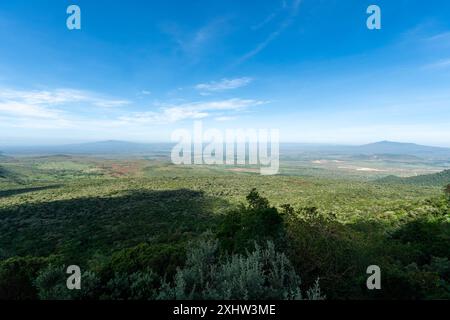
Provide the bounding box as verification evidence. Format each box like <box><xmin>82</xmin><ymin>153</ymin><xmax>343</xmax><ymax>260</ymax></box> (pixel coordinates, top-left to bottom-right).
<box><xmin>246</xmin><ymin>188</ymin><xmax>270</xmax><ymax>210</ymax></box>
<box><xmin>217</xmin><ymin>189</ymin><xmax>285</xmax><ymax>253</ymax></box>
<box><xmin>0</xmin><ymin>256</ymin><xmax>50</xmax><ymax>300</ymax></box>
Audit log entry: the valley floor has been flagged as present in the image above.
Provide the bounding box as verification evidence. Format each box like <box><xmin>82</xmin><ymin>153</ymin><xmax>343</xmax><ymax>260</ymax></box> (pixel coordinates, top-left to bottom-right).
<box><xmin>0</xmin><ymin>156</ymin><xmax>449</xmax><ymax>299</ymax></box>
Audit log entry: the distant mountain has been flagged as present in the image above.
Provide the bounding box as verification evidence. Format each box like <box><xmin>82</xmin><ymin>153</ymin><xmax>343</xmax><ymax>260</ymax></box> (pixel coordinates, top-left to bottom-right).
<box><xmin>377</xmin><ymin>169</ymin><xmax>450</xmax><ymax>187</ymax></box>
<box><xmin>2</xmin><ymin>140</ymin><xmax>450</xmax><ymax>159</ymax></box>
<box><xmin>281</xmin><ymin>141</ymin><xmax>450</xmax><ymax>160</ymax></box>
<box><xmin>354</xmin><ymin>141</ymin><xmax>450</xmax><ymax>158</ymax></box>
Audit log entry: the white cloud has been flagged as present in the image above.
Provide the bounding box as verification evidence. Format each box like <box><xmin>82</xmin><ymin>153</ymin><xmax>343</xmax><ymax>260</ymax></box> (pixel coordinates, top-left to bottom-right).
<box><xmin>0</xmin><ymin>101</ymin><xmax>62</xmax><ymax>119</ymax></box>
<box><xmin>0</xmin><ymin>88</ymin><xmax>130</xmax><ymax>109</ymax></box>
<box><xmin>0</xmin><ymin>87</ymin><xmax>132</xmax><ymax>130</ymax></box>
<box><xmin>0</xmin><ymin>89</ymin><xmax>83</xmax><ymax>105</ymax></box>
<box><xmin>183</xmin><ymin>98</ymin><xmax>264</xmax><ymax>111</ymax></box>
<box><xmin>214</xmin><ymin>116</ymin><xmax>236</xmax><ymax>121</ymax></box>
<box><xmin>0</xmin><ymin>87</ymin><xmax>266</xmax><ymax>135</ymax></box>
<box><xmin>92</xmin><ymin>99</ymin><xmax>131</xmax><ymax>108</ymax></box>
<box><xmin>195</xmin><ymin>77</ymin><xmax>253</xmax><ymax>93</ymax></box>
<box><xmin>120</xmin><ymin>98</ymin><xmax>266</xmax><ymax>124</ymax></box>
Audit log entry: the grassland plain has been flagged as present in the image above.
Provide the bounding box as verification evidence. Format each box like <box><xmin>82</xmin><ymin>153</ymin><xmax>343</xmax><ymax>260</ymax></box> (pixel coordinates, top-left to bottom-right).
<box><xmin>0</xmin><ymin>155</ymin><xmax>449</xmax><ymax>299</ymax></box>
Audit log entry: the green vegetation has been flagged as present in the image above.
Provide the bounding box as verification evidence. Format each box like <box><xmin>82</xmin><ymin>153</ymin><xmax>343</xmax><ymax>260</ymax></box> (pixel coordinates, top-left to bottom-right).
<box><xmin>0</xmin><ymin>165</ymin><xmax>21</xmax><ymax>183</ymax></box>
<box><xmin>0</xmin><ymin>155</ymin><xmax>449</xmax><ymax>300</ymax></box>
<box><xmin>378</xmin><ymin>169</ymin><xmax>450</xmax><ymax>186</ymax></box>
<box><xmin>216</xmin><ymin>189</ymin><xmax>285</xmax><ymax>254</ymax></box>
<box><xmin>0</xmin><ymin>167</ymin><xmax>7</xmax><ymax>179</ymax></box>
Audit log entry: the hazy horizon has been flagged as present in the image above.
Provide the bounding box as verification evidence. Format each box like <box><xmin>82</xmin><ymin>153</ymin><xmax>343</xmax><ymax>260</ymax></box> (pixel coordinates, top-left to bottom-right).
<box><xmin>1</xmin><ymin>139</ymin><xmax>450</xmax><ymax>150</ymax></box>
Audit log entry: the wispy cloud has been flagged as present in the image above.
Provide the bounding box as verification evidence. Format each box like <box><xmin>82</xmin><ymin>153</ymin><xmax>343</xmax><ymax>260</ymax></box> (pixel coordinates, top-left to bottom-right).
<box><xmin>0</xmin><ymin>89</ymin><xmax>84</xmax><ymax>105</ymax></box>
<box><xmin>235</xmin><ymin>0</ymin><xmax>302</xmax><ymax>65</ymax></box>
<box><xmin>195</xmin><ymin>77</ymin><xmax>253</xmax><ymax>94</ymax></box>
<box><xmin>425</xmin><ymin>31</ymin><xmax>450</xmax><ymax>43</ymax></box>
<box><xmin>119</xmin><ymin>98</ymin><xmax>266</xmax><ymax>124</ymax></box>
<box><xmin>0</xmin><ymin>101</ymin><xmax>62</xmax><ymax>119</ymax></box>
<box><xmin>0</xmin><ymin>87</ymin><xmax>132</xmax><ymax>129</ymax></box>
<box><xmin>214</xmin><ymin>116</ymin><xmax>236</xmax><ymax>122</ymax></box>
<box><xmin>93</xmin><ymin>99</ymin><xmax>130</xmax><ymax>108</ymax></box>
<box><xmin>251</xmin><ymin>0</ymin><xmax>289</xmax><ymax>31</ymax></box>
<box><xmin>162</xmin><ymin>17</ymin><xmax>229</xmax><ymax>60</ymax></box>
<box><xmin>251</xmin><ymin>12</ymin><xmax>278</xmax><ymax>31</ymax></box>
<box><xmin>0</xmin><ymin>87</ymin><xmax>266</xmax><ymax>133</ymax></box>
<box><xmin>0</xmin><ymin>88</ymin><xmax>131</xmax><ymax>109</ymax></box>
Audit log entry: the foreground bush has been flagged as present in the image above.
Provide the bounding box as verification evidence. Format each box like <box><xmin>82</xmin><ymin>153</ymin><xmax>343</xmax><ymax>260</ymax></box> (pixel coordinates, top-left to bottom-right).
<box><xmin>158</xmin><ymin>240</ymin><xmax>323</xmax><ymax>300</ymax></box>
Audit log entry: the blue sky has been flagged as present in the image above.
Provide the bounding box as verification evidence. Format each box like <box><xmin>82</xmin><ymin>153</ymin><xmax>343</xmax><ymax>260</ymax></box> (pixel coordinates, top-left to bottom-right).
<box><xmin>0</xmin><ymin>0</ymin><xmax>450</xmax><ymax>146</ymax></box>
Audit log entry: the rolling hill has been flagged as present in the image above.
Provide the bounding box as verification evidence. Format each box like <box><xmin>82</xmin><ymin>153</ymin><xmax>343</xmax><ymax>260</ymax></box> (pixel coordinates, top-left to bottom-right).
<box><xmin>377</xmin><ymin>169</ymin><xmax>450</xmax><ymax>186</ymax></box>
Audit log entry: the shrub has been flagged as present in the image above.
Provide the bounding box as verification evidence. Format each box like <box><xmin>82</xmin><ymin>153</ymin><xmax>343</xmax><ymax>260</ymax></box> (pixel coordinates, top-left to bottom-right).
<box><xmin>35</xmin><ymin>264</ymin><xmax>101</xmax><ymax>300</ymax></box>
<box><xmin>103</xmin><ymin>268</ymin><xmax>159</xmax><ymax>300</ymax></box>
<box><xmin>159</xmin><ymin>239</ymin><xmax>324</xmax><ymax>300</ymax></box>
<box><xmin>106</xmin><ymin>242</ymin><xmax>186</xmax><ymax>279</ymax></box>
<box><xmin>34</xmin><ymin>265</ymin><xmax>72</xmax><ymax>300</ymax></box>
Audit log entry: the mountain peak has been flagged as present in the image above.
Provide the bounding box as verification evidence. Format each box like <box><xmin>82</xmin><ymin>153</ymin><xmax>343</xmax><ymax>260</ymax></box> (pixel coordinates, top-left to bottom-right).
<box><xmin>365</xmin><ymin>140</ymin><xmax>416</xmax><ymax>146</ymax></box>
<box><xmin>356</xmin><ymin>141</ymin><xmax>450</xmax><ymax>157</ymax></box>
